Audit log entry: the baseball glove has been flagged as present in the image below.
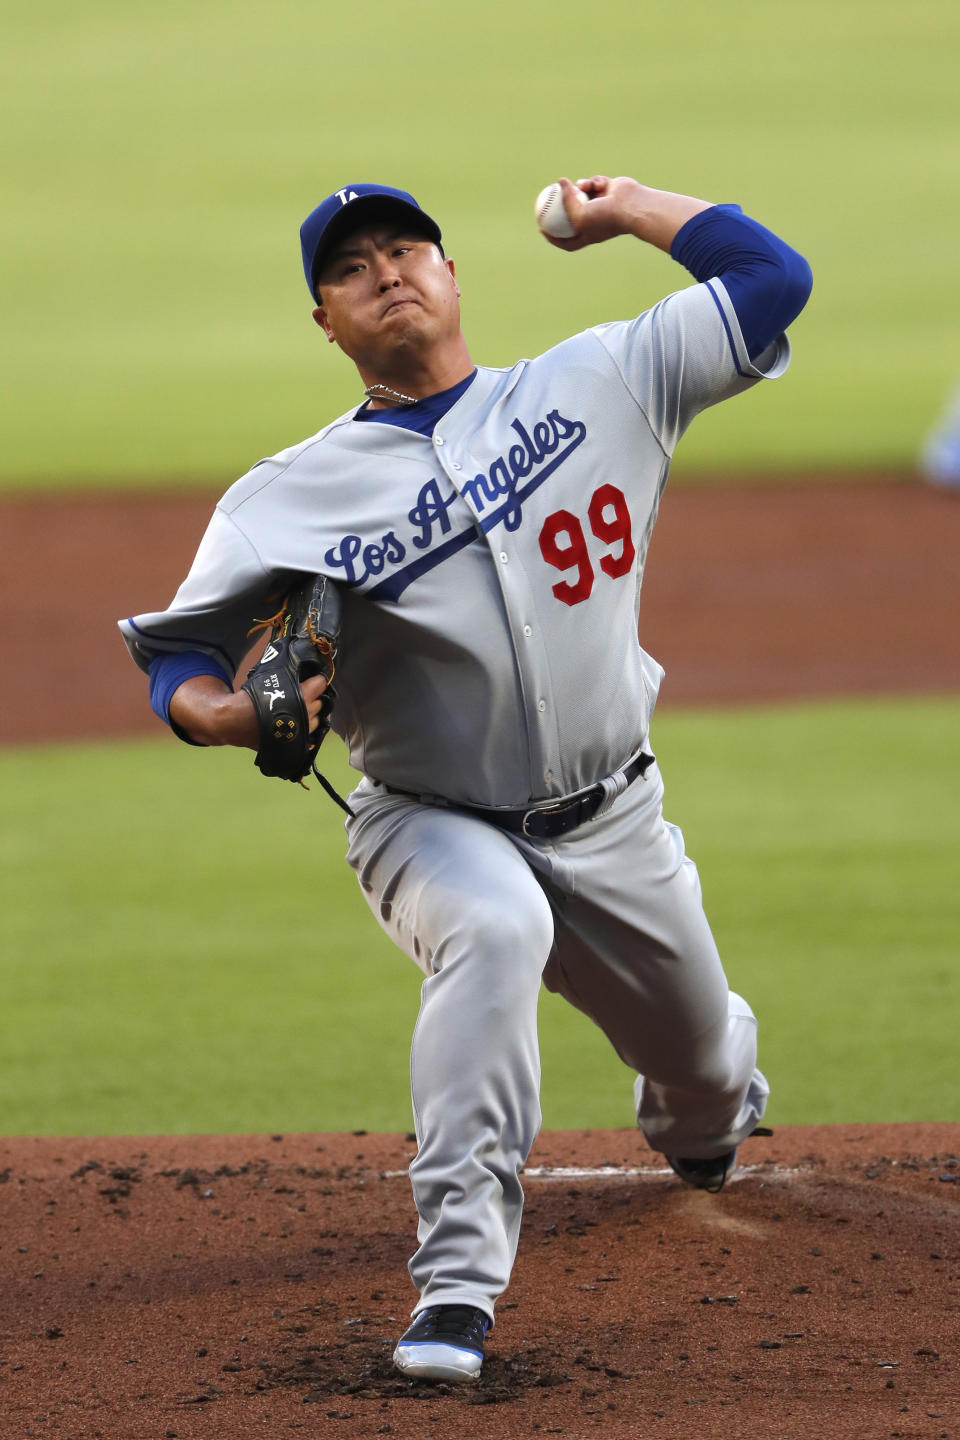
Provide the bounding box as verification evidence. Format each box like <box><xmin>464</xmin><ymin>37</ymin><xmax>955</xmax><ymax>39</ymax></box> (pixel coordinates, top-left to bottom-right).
<box><xmin>242</xmin><ymin>574</ymin><xmax>354</xmax><ymax>815</ymax></box>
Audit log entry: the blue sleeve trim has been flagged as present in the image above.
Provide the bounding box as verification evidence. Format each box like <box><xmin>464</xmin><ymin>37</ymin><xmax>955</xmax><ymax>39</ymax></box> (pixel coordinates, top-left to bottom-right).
<box><xmin>148</xmin><ymin>651</ymin><xmax>232</xmax><ymax>731</ymax></box>
<box><xmin>705</xmin><ymin>281</ymin><xmax>748</xmax><ymax>378</ymax></box>
<box><xmin>128</xmin><ymin>618</ymin><xmax>236</xmax><ymax>676</ymax></box>
<box><xmin>671</xmin><ymin>204</ymin><xmax>812</xmax><ymax>361</ymax></box>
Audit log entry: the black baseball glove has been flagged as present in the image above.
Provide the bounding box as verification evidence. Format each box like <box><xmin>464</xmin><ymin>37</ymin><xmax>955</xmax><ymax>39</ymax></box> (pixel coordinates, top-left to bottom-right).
<box><xmin>241</xmin><ymin>574</ymin><xmax>353</xmax><ymax>815</ymax></box>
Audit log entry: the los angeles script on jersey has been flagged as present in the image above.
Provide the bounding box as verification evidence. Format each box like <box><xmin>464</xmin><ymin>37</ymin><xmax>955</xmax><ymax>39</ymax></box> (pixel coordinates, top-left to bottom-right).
<box><xmin>324</xmin><ymin>408</ymin><xmax>587</xmax><ymax>602</ymax></box>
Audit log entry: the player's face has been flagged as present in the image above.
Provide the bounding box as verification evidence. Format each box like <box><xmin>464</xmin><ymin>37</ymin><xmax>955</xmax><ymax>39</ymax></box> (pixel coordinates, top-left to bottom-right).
<box><xmin>312</xmin><ymin>224</ymin><xmax>461</xmax><ymax>367</ymax></box>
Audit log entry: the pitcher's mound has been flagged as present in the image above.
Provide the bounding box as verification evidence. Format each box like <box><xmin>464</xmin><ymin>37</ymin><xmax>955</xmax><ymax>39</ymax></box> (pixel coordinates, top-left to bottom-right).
<box><xmin>1</xmin><ymin>1124</ymin><xmax>956</xmax><ymax>1438</ymax></box>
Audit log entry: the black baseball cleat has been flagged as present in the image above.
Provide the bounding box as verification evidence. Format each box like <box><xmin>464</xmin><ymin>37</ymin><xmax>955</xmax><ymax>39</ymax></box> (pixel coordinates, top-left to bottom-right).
<box><xmin>393</xmin><ymin>1304</ymin><xmax>490</xmax><ymax>1382</ymax></box>
<box><xmin>665</xmin><ymin>1126</ymin><xmax>773</xmax><ymax>1194</ymax></box>
<box><xmin>665</xmin><ymin>1150</ymin><xmax>738</xmax><ymax>1193</ymax></box>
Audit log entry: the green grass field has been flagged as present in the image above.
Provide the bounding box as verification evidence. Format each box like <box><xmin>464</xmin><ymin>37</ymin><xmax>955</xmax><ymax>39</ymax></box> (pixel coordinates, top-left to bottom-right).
<box><xmin>3</xmin><ymin>0</ymin><xmax>958</xmax><ymax>489</ymax></box>
<box><xmin>2</xmin><ymin>695</ymin><xmax>956</xmax><ymax>1136</ymax></box>
<box><xmin>2</xmin><ymin>3</ymin><xmax>956</xmax><ymax>1144</ymax></box>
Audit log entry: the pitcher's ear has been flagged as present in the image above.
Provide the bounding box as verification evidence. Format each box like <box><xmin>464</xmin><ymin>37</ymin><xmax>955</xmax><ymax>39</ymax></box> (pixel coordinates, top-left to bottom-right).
<box><xmin>313</xmin><ymin>305</ymin><xmax>336</xmax><ymax>342</ymax></box>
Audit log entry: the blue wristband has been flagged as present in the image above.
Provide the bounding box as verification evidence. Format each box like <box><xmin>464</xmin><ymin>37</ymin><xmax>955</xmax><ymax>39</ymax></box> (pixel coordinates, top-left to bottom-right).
<box><xmin>148</xmin><ymin>651</ymin><xmax>232</xmax><ymax>727</ymax></box>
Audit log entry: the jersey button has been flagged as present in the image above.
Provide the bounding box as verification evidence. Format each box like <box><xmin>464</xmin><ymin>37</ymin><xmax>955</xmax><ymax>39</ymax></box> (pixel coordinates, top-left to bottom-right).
<box><xmin>452</xmin><ymin>461</ymin><xmax>462</xmax><ymax>470</ymax></box>
<box><xmin>499</xmin><ymin>551</ymin><xmax>508</xmax><ymax>563</ymax></box>
<box><xmin>523</xmin><ymin>625</ymin><xmax>532</xmax><ymax>637</ymax></box>
<box><xmin>537</xmin><ymin>699</ymin><xmax>546</xmax><ymax>712</ymax></box>
<box><xmin>544</xmin><ymin>770</ymin><xmax>553</xmax><ymax>785</ymax></box>
<box><xmin>434</xmin><ymin>435</ymin><xmax>444</xmax><ymax>446</ymax></box>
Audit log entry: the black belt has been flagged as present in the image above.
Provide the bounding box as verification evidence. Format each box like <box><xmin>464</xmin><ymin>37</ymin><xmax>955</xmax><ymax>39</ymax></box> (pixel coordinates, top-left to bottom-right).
<box><xmin>384</xmin><ymin>752</ymin><xmax>654</xmax><ymax>841</ymax></box>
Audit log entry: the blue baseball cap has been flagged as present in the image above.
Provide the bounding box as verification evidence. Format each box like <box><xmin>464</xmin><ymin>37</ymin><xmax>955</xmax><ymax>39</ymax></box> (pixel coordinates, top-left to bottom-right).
<box><xmin>300</xmin><ymin>183</ymin><xmax>443</xmax><ymax>300</ymax></box>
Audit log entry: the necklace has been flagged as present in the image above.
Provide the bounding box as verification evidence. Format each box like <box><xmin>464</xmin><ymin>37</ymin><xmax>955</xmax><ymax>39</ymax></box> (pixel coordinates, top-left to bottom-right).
<box><xmin>363</xmin><ymin>383</ymin><xmax>419</xmax><ymax>407</ymax></box>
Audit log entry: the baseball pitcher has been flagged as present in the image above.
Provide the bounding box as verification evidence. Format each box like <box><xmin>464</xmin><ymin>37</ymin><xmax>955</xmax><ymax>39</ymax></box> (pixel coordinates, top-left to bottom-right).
<box><xmin>119</xmin><ymin>173</ymin><xmax>812</xmax><ymax>1382</ymax></box>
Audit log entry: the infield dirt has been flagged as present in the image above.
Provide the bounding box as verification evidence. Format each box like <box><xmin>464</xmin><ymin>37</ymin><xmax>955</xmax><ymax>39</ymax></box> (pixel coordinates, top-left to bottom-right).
<box><xmin>1</xmin><ymin>1126</ymin><xmax>958</xmax><ymax>1439</ymax></box>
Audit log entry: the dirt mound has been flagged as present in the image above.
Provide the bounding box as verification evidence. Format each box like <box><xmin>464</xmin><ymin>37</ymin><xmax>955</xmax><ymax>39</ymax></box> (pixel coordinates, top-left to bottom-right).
<box><xmin>1</xmin><ymin>1124</ymin><xmax>957</xmax><ymax>1438</ymax></box>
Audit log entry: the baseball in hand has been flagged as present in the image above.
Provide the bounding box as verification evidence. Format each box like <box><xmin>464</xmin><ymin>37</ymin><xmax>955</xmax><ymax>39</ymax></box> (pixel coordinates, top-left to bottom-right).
<box><xmin>535</xmin><ymin>181</ymin><xmax>585</xmax><ymax>238</ymax></box>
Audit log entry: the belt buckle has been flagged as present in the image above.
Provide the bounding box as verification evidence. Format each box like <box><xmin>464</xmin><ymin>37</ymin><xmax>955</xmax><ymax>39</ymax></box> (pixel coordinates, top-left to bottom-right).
<box><xmin>521</xmin><ymin>795</ymin><xmax>577</xmax><ymax>838</ymax></box>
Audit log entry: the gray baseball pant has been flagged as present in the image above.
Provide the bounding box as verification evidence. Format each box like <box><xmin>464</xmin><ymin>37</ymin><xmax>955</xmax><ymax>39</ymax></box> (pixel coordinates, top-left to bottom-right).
<box><xmin>344</xmin><ymin>756</ymin><xmax>768</xmax><ymax>1322</ymax></box>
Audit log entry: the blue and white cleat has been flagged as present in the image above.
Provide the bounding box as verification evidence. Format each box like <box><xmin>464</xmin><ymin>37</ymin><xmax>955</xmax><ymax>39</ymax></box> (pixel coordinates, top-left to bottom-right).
<box><xmin>393</xmin><ymin>1304</ymin><xmax>490</xmax><ymax>1382</ymax></box>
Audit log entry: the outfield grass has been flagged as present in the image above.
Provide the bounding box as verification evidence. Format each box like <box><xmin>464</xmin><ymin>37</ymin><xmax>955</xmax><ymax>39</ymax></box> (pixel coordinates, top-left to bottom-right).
<box><xmin>1</xmin><ymin>695</ymin><xmax>956</xmax><ymax>1136</ymax></box>
<box><xmin>3</xmin><ymin>1</ymin><xmax>958</xmax><ymax>489</ymax></box>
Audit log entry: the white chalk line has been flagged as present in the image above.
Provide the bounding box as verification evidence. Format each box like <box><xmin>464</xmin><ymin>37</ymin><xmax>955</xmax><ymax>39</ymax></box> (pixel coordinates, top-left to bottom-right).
<box><xmin>527</xmin><ymin>1163</ymin><xmax>807</xmax><ymax>1181</ymax></box>
<box><xmin>380</xmin><ymin>1163</ymin><xmax>808</xmax><ymax>1181</ymax></box>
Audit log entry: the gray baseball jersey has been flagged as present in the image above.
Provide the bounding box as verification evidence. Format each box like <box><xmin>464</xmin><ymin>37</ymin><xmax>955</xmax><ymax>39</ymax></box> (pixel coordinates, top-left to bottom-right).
<box><xmin>120</xmin><ymin>278</ymin><xmax>789</xmax><ymax>807</ymax></box>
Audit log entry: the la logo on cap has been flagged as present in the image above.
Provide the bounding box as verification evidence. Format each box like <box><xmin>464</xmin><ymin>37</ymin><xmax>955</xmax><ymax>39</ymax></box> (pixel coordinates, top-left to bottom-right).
<box><xmin>300</xmin><ymin>183</ymin><xmax>442</xmax><ymax>298</ymax></box>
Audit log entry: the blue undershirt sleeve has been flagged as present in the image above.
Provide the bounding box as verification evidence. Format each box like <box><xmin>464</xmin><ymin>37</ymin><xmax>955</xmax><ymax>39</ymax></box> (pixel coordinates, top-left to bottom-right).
<box><xmin>148</xmin><ymin>651</ymin><xmax>232</xmax><ymax>744</ymax></box>
<box><xmin>670</xmin><ymin>204</ymin><xmax>812</xmax><ymax>361</ymax></box>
